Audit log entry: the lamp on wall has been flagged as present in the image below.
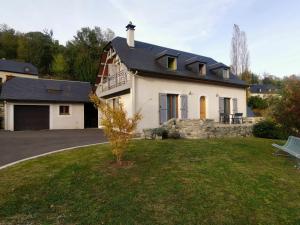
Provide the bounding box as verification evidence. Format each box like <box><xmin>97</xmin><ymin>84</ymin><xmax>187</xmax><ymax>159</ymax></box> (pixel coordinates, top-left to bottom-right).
<box><xmin>188</xmin><ymin>91</ymin><xmax>192</xmax><ymax>95</ymax></box>
<box><xmin>216</xmin><ymin>94</ymin><xmax>219</xmax><ymax>97</ymax></box>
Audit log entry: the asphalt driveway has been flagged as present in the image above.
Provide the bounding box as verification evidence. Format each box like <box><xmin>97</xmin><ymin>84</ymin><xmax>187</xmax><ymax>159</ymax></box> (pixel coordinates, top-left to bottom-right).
<box><xmin>0</xmin><ymin>129</ymin><xmax>106</xmax><ymax>167</ymax></box>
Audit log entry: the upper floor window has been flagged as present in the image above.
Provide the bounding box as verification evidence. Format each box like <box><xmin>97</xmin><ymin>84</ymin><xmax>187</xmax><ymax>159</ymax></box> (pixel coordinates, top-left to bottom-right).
<box><xmin>223</xmin><ymin>69</ymin><xmax>229</xmax><ymax>79</ymax></box>
<box><xmin>199</xmin><ymin>64</ymin><xmax>206</xmax><ymax>76</ymax></box>
<box><xmin>167</xmin><ymin>57</ymin><xmax>177</xmax><ymax>70</ymax></box>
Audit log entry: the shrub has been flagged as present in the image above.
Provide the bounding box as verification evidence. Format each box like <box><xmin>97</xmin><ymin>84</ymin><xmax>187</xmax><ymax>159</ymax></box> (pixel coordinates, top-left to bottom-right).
<box><xmin>248</xmin><ymin>96</ymin><xmax>268</xmax><ymax>109</ymax></box>
<box><xmin>272</xmin><ymin>76</ymin><xmax>300</xmax><ymax>136</ymax></box>
<box><xmin>168</xmin><ymin>130</ymin><xmax>181</xmax><ymax>139</ymax></box>
<box><xmin>90</xmin><ymin>94</ymin><xmax>142</xmax><ymax>164</ymax></box>
<box><xmin>153</xmin><ymin>127</ymin><xmax>168</xmax><ymax>139</ymax></box>
<box><xmin>253</xmin><ymin>120</ymin><xmax>288</xmax><ymax>140</ymax></box>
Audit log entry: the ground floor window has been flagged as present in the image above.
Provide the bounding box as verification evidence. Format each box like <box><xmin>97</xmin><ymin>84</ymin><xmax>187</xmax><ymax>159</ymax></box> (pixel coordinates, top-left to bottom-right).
<box><xmin>59</xmin><ymin>105</ymin><xmax>70</xmax><ymax>115</ymax></box>
<box><xmin>167</xmin><ymin>94</ymin><xmax>178</xmax><ymax>120</ymax></box>
<box><xmin>224</xmin><ymin>98</ymin><xmax>230</xmax><ymax>114</ymax></box>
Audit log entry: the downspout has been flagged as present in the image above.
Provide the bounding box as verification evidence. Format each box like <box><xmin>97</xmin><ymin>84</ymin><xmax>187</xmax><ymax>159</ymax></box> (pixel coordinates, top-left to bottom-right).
<box><xmin>131</xmin><ymin>70</ymin><xmax>138</xmax><ymax>116</ymax></box>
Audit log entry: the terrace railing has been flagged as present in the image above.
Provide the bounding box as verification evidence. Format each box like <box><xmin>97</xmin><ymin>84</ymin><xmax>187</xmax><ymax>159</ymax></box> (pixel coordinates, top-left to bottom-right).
<box><xmin>101</xmin><ymin>70</ymin><xmax>130</xmax><ymax>91</ymax></box>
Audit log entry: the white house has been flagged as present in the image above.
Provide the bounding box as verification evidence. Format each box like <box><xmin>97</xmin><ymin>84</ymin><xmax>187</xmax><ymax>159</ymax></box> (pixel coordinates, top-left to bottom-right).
<box><xmin>95</xmin><ymin>22</ymin><xmax>248</xmax><ymax>132</ymax></box>
<box><xmin>249</xmin><ymin>84</ymin><xmax>279</xmax><ymax>98</ymax></box>
<box><xmin>1</xmin><ymin>77</ymin><xmax>97</xmax><ymax>131</ymax></box>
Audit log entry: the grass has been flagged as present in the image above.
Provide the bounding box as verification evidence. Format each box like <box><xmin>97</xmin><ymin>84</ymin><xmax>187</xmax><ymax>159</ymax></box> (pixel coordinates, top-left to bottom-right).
<box><xmin>0</xmin><ymin>137</ymin><xmax>300</xmax><ymax>225</ymax></box>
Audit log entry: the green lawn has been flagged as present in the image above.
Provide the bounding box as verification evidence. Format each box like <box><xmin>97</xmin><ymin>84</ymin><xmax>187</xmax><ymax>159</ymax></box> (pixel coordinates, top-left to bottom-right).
<box><xmin>0</xmin><ymin>138</ymin><xmax>300</xmax><ymax>225</ymax></box>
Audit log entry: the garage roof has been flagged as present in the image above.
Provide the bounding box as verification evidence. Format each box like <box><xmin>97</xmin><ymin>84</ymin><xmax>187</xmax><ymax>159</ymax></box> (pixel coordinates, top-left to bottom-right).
<box><xmin>0</xmin><ymin>59</ymin><xmax>38</xmax><ymax>75</ymax></box>
<box><xmin>0</xmin><ymin>77</ymin><xmax>92</xmax><ymax>103</ymax></box>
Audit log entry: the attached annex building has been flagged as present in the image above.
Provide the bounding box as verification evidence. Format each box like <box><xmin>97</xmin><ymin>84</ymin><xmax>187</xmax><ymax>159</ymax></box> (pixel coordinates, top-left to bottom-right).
<box><xmin>96</xmin><ymin>22</ymin><xmax>248</xmax><ymax>132</ymax></box>
<box><xmin>1</xmin><ymin>77</ymin><xmax>97</xmax><ymax>131</ymax></box>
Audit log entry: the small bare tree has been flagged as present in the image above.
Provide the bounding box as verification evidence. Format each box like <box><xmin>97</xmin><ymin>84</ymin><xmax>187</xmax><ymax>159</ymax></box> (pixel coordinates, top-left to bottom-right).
<box><xmin>90</xmin><ymin>94</ymin><xmax>142</xmax><ymax>165</ymax></box>
<box><xmin>230</xmin><ymin>24</ymin><xmax>250</xmax><ymax>76</ymax></box>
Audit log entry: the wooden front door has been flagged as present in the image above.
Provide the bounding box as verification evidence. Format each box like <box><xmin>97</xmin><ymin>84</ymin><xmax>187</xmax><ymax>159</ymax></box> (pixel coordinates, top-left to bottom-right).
<box><xmin>200</xmin><ymin>96</ymin><xmax>206</xmax><ymax>119</ymax></box>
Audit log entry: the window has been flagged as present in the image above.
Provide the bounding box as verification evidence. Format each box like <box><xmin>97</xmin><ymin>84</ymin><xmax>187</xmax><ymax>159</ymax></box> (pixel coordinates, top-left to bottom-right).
<box><xmin>59</xmin><ymin>105</ymin><xmax>70</xmax><ymax>115</ymax></box>
<box><xmin>199</xmin><ymin>63</ymin><xmax>206</xmax><ymax>76</ymax></box>
<box><xmin>224</xmin><ymin>98</ymin><xmax>230</xmax><ymax>114</ymax></box>
<box><xmin>223</xmin><ymin>69</ymin><xmax>229</xmax><ymax>79</ymax></box>
<box><xmin>167</xmin><ymin>57</ymin><xmax>177</xmax><ymax>70</ymax></box>
<box><xmin>167</xmin><ymin>94</ymin><xmax>178</xmax><ymax>120</ymax></box>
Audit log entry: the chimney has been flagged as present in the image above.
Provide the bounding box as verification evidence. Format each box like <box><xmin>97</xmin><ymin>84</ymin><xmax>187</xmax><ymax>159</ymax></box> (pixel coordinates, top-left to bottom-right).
<box><xmin>126</xmin><ymin>21</ymin><xmax>135</xmax><ymax>47</ymax></box>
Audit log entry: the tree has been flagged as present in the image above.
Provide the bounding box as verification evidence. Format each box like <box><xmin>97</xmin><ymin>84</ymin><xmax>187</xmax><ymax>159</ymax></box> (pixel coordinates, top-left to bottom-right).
<box><xmin>272</xmin><ymin>76</ymin><xmax>300</xmax><ymax>136</ymax></box>
<box><xmin>241</xmin><ymin>70</ymin><xmax>260</xmax><ymax>84</ymax></box>
<box><xmin>0</xmin><ymin>24</ymin><xmax>18</xmax><ymax>59</ymax></box>
<box><xmin>90</xmin><ymin>94</ymin><xmax>142</xmax><ymax>165</ymax></box>
<box><xmin>51</xmin><ymin>53</ymin><xmax>69</xmax><ymax>75</ymax></box>
<box><xmin>65</xmin><ymin>27</ymin><xmax>115</xmax><ymax>83</ymax></box>
<box><xmin>230</xmin><ymin>24</ymin><xmax>250</xmax><ymax>76</ymax></box>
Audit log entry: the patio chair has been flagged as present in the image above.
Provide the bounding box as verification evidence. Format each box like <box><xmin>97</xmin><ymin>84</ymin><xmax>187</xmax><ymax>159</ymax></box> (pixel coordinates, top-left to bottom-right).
<box><xmin>219</xmin><ymin>113</ymin><xmax>230</xmax><ymax>124</ymax></box>
<box><xmin>272</xmin><ymin>136</ymin><xmax>300</xmax><ymax>167</ymax></box>
<box><xmin>232</xmin><ymin>113</ymin><xmax>243</xmax><ymax>124</ymax></box>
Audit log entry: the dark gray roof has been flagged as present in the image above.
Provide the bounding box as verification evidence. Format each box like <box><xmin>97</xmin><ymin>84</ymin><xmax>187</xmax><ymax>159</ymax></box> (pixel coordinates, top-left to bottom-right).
<box><xmin>0</xmin><ymin>59</ymin><xmax>38</xmax><ymax>75</ymax></box>
<box><xmin>110</xmin><ymin>37</ymin><xmax>247</xmax><ymax>87</ymax></box>
<box><xmin>250</xmin><ymin>84</ymin><xmax>278</xmax><ymax>93</ymax></box>
<box><xmin>0</xmin><ymin>77</ymin><xmax>91</xmax><ymax>103</ymax></box>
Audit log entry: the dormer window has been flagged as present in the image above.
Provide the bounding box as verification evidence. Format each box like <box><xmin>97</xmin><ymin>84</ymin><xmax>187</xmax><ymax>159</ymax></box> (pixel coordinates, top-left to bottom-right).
<box><xmin>223</xmin><ymin>69</ymin><xmax>229</xmax><ymax>79</ymax></box>
<box><xmin>199</xmin><ymin>63</ymin><xmax>206</xmax><ymax>76</ymax></box>
<box><xmin>167</xmin><ymin>57</ymin><xmax>177</xmax><ymax>70</ymax></box>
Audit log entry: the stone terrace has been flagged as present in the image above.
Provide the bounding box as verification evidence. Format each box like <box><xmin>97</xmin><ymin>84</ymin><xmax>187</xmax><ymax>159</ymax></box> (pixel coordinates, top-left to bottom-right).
<box><xmin>162</xmin><ymin>119</ymin><xmax>253</xmax><ymax>139</ymax></box>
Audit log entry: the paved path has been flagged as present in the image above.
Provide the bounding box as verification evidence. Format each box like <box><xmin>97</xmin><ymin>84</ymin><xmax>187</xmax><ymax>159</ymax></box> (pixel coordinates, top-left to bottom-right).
<box><xmin>0</xmin><ymin>129</ymin><xmax>106</xmax><ymax>167</ymax></box>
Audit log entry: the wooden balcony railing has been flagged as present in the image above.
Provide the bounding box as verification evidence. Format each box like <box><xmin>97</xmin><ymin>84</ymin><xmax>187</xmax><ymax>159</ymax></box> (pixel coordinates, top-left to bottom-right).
<box><xmin>101</xmin><ymin>70</ymin><xmax>130</xmax><ymax>91</ymax></box>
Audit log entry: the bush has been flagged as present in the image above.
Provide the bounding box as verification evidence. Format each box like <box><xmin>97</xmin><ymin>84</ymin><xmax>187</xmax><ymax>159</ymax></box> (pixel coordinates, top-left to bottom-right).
<box><xmin>153</xmin><ymin>127</ymin><xmax>168</xmax><ymax>139</ymax></box>
<box><xmin>248</xmin><ymin>96</ymin><xmax>268</xmax><ymax>109</ymax></box>
<box><xmin>168</xmin><ymin>130</ymin><xmax>181</xmax><ymax>139</ymax></box>
<box><xmin>253</xmin><ymin>120</ymin><xmax>288</xmax><ymax>139</ymax></box>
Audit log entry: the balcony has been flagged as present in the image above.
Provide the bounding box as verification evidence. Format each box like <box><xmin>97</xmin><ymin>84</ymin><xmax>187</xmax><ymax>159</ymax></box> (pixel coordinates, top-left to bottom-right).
<box><xmin>98</xmin><ymin>70</ymin><xmax>131</xmax><ymax>97</ymax></box>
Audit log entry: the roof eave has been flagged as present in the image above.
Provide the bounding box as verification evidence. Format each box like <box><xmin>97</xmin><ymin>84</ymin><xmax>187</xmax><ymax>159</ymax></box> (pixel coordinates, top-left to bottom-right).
<box><xmin>134</xmin><ymin>69</ymin><xmax>248</xmax><ymax>88</ymax></box>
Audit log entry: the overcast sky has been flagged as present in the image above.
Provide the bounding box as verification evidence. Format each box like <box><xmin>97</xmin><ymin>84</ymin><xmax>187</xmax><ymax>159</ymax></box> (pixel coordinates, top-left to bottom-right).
<box><xmin>1</xmin><ymin>0</ymin><xmax>299</xmax><ymax>77</ymax></box>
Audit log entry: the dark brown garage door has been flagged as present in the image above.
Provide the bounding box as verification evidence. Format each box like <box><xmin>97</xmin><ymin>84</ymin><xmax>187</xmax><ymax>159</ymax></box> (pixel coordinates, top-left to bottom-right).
<box><xmin>14</xmin><ymin>105</ymin><xmax>50</xmax><ymax>131</ymax></box>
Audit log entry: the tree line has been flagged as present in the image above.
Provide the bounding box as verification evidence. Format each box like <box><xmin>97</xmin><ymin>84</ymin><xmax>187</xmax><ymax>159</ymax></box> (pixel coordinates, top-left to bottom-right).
<box><xmin>0</xmin><ymin>24</ymin><xmax>115</xmax><ymax>83</ymax></box>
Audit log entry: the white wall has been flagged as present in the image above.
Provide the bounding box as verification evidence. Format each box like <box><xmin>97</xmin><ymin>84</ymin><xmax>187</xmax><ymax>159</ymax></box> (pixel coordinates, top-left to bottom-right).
<box><xmin>134</xmin><ymin>76</ymin><xmax>247</xmax><ymax>131</ymax></box>
<box><xmin>50</xmin><ymin>104</ymin><xmax>84</xmax><ymax>129</ymax></box>
<box><xmin>97</xmin><ymin>93</ymin><xmax>133</xmax><ymax>128</ymax></box>
<box><xmin>4</xmin><ymin>102</ymin><xmax>84</xmax><ymax>131</ymax></box>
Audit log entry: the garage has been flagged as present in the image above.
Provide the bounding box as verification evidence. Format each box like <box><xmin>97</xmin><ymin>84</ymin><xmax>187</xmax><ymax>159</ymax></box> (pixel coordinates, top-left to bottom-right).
<box><xmin>1</xmin><ymin>77</ymin><xmax>92</xmax><ymax>131</ymax></box>
<box><xmin>14</xmin><ymin>105</ymin><xmax>49</xmax><ymax>131</ymax></box>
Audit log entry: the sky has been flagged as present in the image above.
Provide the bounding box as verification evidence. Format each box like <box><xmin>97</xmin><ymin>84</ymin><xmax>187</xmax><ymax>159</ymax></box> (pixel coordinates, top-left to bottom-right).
<box><xmin>1</xmin><ymin>0</ymin><xmax>300</xmax><ymax>77</ymax></box>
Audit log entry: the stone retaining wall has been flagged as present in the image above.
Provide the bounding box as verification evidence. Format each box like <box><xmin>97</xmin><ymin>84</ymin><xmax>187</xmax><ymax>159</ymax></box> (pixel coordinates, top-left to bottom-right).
<box><xmin>161</xmin><ymin>119</ymin><xmax>253</xmax><ymax>139</ymax></box>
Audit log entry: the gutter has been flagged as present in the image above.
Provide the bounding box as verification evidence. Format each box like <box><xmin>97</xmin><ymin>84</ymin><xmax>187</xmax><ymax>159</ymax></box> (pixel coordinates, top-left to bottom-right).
<box><xmin>135</xmin><ymin>69</ymin><xmax>249</xmax><ymax>89</ymax></box>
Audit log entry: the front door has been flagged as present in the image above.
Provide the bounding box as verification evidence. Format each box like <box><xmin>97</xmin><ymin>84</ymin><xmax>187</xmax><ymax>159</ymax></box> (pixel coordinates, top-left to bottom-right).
<box><xmin>200</xmin><ymin>96</ymin><xmax>206</xmax><ymax>119</ymax></box>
